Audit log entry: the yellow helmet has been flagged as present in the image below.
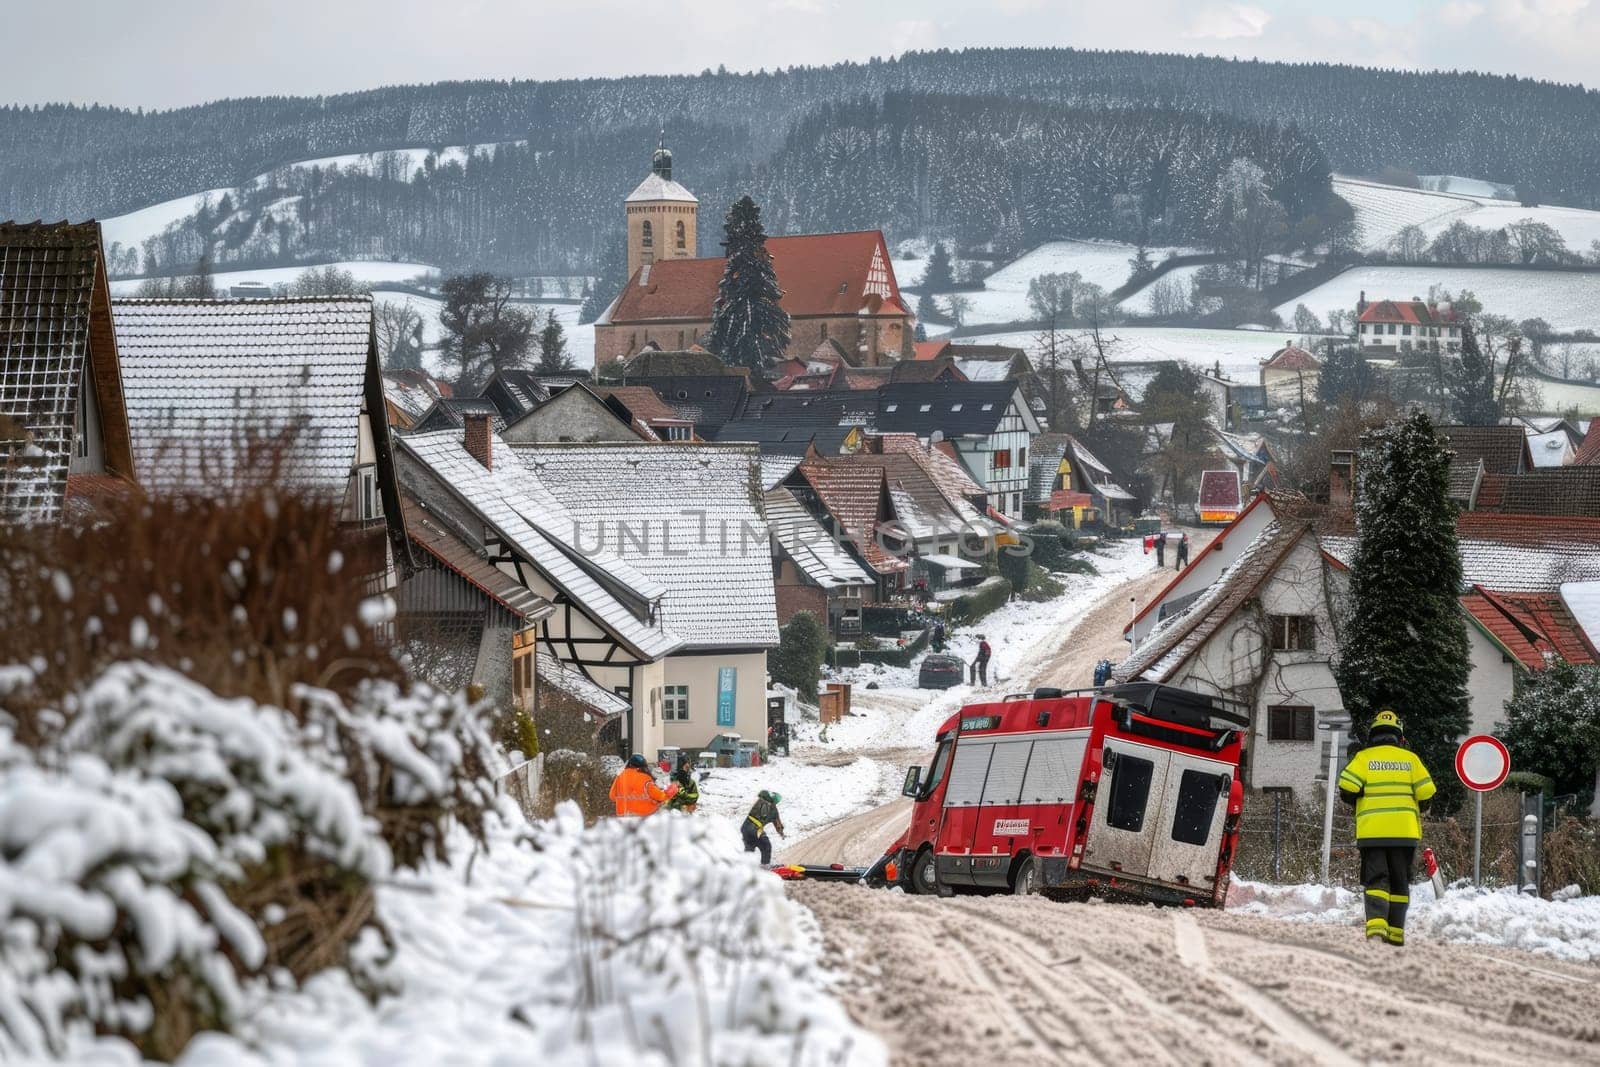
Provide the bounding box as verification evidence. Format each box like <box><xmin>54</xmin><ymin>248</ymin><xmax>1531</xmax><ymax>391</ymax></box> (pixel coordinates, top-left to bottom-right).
<box><xmin>1372</xmin><ymin>709</ymin><xmax>1402</xmax><ymax>732</ymax></box>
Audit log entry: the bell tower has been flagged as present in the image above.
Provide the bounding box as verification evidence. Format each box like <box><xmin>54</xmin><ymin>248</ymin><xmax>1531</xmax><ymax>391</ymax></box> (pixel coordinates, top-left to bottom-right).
<box><xmin>625</xmin><ymin>133</ymin><xmax>698</xmax><ymax>281</ymax></box>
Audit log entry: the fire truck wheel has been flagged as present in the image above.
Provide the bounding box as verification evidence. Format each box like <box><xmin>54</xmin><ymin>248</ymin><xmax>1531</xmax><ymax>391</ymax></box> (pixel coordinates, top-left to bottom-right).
<box><xmin>910</xmin><ymin>847</ymin><xmax>939</xmax><ymax>895</ymax></box>
<box><xmin>1011</xmin><ymin>856</ymin><xmax>1038</xmax><ymax>895</ymax></box>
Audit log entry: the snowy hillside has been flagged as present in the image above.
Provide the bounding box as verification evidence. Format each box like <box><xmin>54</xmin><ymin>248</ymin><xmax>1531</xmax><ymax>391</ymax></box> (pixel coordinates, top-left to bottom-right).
<box><xmin>928</xmin><ymin>240</ymin><xmax>1197</xmax><ymax>325</ymax></box>
<box><xmin>97</xmin><ymin>143</ymin><xmax>521</xmax><ymax>274</ymax></box>
<box><xmin>1335</xmin><ymin>176</ymin><xmax>1600</xmax><ymax>255</ymax></box>
<box><xmin>1278</xmin><ymin>265</ymin><xmax>1600</xmax><ymax>333</ymax></box>
<box><xmin>960</xmin><ymin>324</ymin><xmax>1314</xmax><ymax>383</ymax></box>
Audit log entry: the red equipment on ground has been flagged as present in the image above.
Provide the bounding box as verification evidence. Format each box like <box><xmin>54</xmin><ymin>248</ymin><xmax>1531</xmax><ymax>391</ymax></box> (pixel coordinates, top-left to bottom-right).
<box><xmin>865</xmin><ymin>683</ymin><xmax>1249</xmax><ymax>906</ymax></box>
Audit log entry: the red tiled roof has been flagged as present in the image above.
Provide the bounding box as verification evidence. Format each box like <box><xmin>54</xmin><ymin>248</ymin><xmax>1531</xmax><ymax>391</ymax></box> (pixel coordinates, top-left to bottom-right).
<box><xmin>795</xmin><ymin>461</ymin><xmax>905</xmax><ymax>574</ymax></box>
<box><xmin>1462</xmin><ymin>586</ymin><xmax>1598</xmax><ymax>668</ymax></box>
<box><xmin>1574</xmin><ymin>421</ymin><xmax>1600</xmax><ymax>466</ymax></box>
<box><xmin>1262</xmin><ymin>344</ymin><xmax>1321</xmax><ymax>371</ymax></box>
<box><xmin>598</xmin><ymin>386</ymin><xmax>686</xmax><ymax>425</ymax></box>
<box><xmin>1441</xmin><ymin>424</ymin><xmax>1530</xmax><ymax>475</ymax></box>
<box><xmin>1050</xmin><ymin>489</ymin><xmax>1094</xmax><ymax>510</ymax></box>
<box><xmin>912</xmin><ymin>340</ymin><xmax>951</xmax><ymax>361</ymax></box>
<box><xmin>1199</xmin><ymin>470</ymin><xmax>1242</xmax><ymax>509</ymax></box>
<box><xmin>609</xmin><ymin>231</ymin><xmax>907</xmax><ymax>323</ymax></box>
<box><xmin>1357</xmin><ymin>299</ymin><xmax>1462</xmax><ymax>326</ymax></box>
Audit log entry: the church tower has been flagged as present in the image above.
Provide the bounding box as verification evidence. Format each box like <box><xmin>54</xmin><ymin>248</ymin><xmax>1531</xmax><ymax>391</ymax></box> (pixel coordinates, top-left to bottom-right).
<box><xmin>625</xmin><ymin>135</ymin><xmax>698</xmax><ymax>280</ymax></box>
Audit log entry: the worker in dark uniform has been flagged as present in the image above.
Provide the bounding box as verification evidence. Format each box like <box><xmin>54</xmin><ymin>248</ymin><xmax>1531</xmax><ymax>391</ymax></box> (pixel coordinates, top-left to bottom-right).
<box><xmin>742</xmin><ymin>790</ymin><xmax>785</xmax><ymax>864</ymax></box>
<box><xmin>1338</xmin><ymin>709</ymin><xmax>1436</xmax><ymax>946</ymax></box>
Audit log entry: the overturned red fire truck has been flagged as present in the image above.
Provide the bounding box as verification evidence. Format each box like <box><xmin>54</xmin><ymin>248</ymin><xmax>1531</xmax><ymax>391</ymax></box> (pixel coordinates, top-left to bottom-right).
<box><xmin>779</xmin><ymin>683</ymin><xmax>1249</xmax><ymax>906</ymax></box>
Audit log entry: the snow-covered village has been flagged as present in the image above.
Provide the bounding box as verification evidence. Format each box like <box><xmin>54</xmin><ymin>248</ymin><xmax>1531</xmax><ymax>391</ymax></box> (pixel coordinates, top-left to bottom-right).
<box><xmin>5</xmin><ymin>4</ymin><xmax>1600</xmax><ymax>1064</ymax></box>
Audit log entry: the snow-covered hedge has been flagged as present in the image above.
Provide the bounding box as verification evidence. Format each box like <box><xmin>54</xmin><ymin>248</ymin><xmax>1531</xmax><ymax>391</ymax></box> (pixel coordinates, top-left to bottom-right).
<box><xmin>0</xmin><ymin>662</ymin><xmax>503</xmax><ymax>1060</ymax></box>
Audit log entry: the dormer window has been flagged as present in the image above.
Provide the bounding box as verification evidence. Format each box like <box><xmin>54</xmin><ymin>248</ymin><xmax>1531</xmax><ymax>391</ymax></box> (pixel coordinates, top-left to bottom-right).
<box><xmin>951</xmin><ymin>403</ymin><xmax>962</xmax><ymax>412</ymax></box>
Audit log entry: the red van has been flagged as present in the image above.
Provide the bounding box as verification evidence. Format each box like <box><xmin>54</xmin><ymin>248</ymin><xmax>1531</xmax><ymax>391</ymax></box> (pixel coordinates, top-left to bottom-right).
<box><xmin>879</xmin><ymin>683</ymin><xmax>1248</xmax><ymax>906</ymax></box>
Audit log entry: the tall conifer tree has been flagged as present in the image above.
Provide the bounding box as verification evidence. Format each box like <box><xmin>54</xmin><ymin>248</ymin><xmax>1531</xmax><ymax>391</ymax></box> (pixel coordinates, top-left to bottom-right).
<box><xmin>708</xmin><ymin>196</ymin><xmax>789</xmax><ymax>370</ymax></box>
<box><xmin>1334</xmin><ymin>410</ymin><xmax>1470</xmax><ymax>810</ymax></box>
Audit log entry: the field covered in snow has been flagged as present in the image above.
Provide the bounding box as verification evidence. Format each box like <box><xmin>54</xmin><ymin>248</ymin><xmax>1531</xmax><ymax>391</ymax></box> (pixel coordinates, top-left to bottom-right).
<box><xmin>1334</xmin><ymin>175</ymin><xmax>1600</xmax><ymax>256</ymax></box>
<box><xmin>370</xmin><ymin>290</ymin><xmax>597</xmax><ymax>371</ymax></box>
<box><xmin>961</xmin><ymin>324</ymin><xmax>1317</xmax><ymax>383</ymax></box>
<box><xmin>110</xmin><ymin>260</ymin><xmax>439</xmax><ymax>297</ymax></box>
<box><xmin>910</xmin><ymin>240</ymin><xmax>1196</xmax><ymax>326</ymax></box>
<box><xmin>1277</xmin><ymin>264</ymin><xmax>1600</xmax><ymax>333</ymax></box>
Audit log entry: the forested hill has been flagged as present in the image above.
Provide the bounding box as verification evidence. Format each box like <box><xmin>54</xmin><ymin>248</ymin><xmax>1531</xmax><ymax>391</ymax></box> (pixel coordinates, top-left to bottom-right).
<box><xmin>4</xmin><ymin>47</ymin><xmax>1597</xmax><ymax>275</ymax></box>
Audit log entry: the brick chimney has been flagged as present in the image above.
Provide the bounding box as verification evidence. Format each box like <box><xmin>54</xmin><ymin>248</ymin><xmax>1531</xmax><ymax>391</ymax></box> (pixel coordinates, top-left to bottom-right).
<box><xmin>464</xmin><ymin>413</ymin><xmax>492</xmax><ymax>470</ymax></box>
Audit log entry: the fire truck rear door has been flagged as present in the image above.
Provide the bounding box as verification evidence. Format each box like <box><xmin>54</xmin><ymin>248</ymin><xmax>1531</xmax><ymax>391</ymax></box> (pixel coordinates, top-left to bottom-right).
<box><xmin>1083</xmin><ymin>738</ymin><xmax>1172</xmax><ymax>879</ymax></box>
<box><xmin>1148</xmin><ymin>753</ymin><xmax>1232</xmax><ymax>890</ymax></box>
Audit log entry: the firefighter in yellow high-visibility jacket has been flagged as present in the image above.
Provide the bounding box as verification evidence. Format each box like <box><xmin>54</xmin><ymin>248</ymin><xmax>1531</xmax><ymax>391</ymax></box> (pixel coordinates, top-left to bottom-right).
<box><xmin>1338</xmin><ymin>709</ymin><xmax>1436</xmax><ymax>946</ymax></box>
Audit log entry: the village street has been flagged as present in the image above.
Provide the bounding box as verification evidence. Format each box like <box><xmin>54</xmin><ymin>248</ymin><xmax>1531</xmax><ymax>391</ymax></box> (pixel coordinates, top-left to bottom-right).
<box><xmin>699</xmin><ymin>533</ymin><xmax>1600</xmax><ymax>1066</ymax></box>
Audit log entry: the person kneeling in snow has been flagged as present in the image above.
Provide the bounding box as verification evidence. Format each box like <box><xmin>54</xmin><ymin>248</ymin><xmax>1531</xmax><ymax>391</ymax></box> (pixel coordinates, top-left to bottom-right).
<box><xmin>1338</xmin><ymin>709</ymin><xmax>1436</xmax><ymax>946</ymax></box>
<box><xmin>611</xmin><ymin>754</ymin><xmax>668</xmax><ymax>817</ymax></box>
<box><xmin>742</xmin><ymin>790</ymin><xmax>785</xmax><ymax>864</ymax></box>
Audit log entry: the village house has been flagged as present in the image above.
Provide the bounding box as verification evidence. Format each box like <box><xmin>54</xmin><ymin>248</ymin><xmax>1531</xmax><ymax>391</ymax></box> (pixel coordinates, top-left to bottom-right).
<box><xmin>395</xmin><ymin>420</ymin><xmax>684</xmax><ymax>757</ymax></box>
<box><xmin>0</xmin><ymin>222</ymin><xmax>137</xmax><ymax>523</ymax></box>
<box><xmin>1122</xmin><ymin>490</ymin><xmax>1600</xmax><ymax>796</ymax></box>
<box><xmin>510</xmin><ymin>441</ymin><xmax>780</xmax><ymax>751</ymax></box>
<box><xmin>1259</xmin><ymin>342</ymin><xmax>1321</xmax><ymax>411</ymax></box>
<box><xmin>1356</xmin><ymin>293</ymin><xmax>1463</xmax><ymax>354</ymax></box>
<box><xmin>875</xmin><ymin>379</ymin><xmax>1041</xmax><ymax>518</ymax></box>
<box><xmin>596</xmin><ymin>146</ymin><xmax>914</xmax><ymax>367</ymax></box>
<box><xmin>1026</xmin><ymin>432</ymin><xmax>1136</xmax><ymax>528</ymax></box>
<box><xmin>629</xmin><ymin>374</ymin><xmax>750</xmax><ymax>439</ymax></box>
<box><xmin>765</xmin><ymin>485</ymin><xmax>875</xmax><ymax>636</ymax></box>
<box><xmin>499</xmin><ymin>382</ymin><xmax>654</xmax><ymax>444</ymax></box>
<box><xmin>785</xmin><ymin>457</ymin><xmax>908</xmax><ymax>602</ymax></box>
<box><xmin>112</xmin><ymin>296</ymin><xmax>409</xmax><ymax>590</ymax></box>
<box><xmin>411</xmin><ymin>397</ymin><xmax>508</xmax><ymax>435</ymax></box>
<box><xmin>597</xmin><ymin>386</ymin><xmax>696</xmax><ymax>440</ymax></box>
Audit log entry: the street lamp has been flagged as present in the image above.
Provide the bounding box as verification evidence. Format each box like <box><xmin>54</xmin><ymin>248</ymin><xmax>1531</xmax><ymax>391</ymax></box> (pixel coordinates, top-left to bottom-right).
<box><xmin>1318</xmin><ymin>713</ymin><xmax>1352</xmax><ymax>884</ymax></box>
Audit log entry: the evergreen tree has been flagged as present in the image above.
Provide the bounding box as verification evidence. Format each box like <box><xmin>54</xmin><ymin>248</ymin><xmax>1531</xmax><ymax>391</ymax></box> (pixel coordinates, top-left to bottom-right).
<box><xmin>768</xmin><ymin>611</ymin><xmax>827</xmax><ymax>701</ymax></box>
<box><xmin>535</xmin><ymin>310</ymin><xmax>574</xmax><ymax>373</ymax></box>
<box><xmin>707</xmin><ymin>195</ymin><xmax>790</xmax><ymax>370</ymax></box>
<box><xmin>1449</xmin><ymin>321</ymin><xmax>1500</xmax><ymax>425</ymax></box>
<box><xmin>913</xmin><ymin>321</ymin><xmax>927</xmax><ymax>342</ymax></box>
<box><xmin>915</xmin><ymin>291</ymin><xmax>942</xmax><ymax>326</ymax></box>
<box><xmin>1129</xmin><ymin>244</ymin><xmax>1155</xmax><ymax>280</ymax></box>
<box><xmin>922</xmin><ymin>241</ymin><xmax>956</xmax><ymax>293</ymax></box>
<box><xmin>1501</xmin><ymin>663</ymin><xmax>1600</xmax><ymax>806</ymax></box>
<box><xmin>1334</xmin><ymin>410</ymin><xmax>1470</xmax><ymax>811</ymax></box>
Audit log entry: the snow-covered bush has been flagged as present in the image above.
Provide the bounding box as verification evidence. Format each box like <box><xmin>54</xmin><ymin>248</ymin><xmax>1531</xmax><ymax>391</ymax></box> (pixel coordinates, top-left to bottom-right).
<box><xmin>0</xmin><ymin>662</ymin><xmax>503</xmax><ymax>1059</ymax></box>
<box><xmin>0</xmin><ymin>724</ymin><xmax>261</xmax><ymax>1061</ymax></box>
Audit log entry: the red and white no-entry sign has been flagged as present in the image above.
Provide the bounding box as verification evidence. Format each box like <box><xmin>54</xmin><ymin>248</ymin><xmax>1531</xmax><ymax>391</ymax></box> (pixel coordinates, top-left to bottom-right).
<box><xmin>1456</xmin><ymin>735</ymin><xmax>1510</xmax><ymax>792</ymax></box>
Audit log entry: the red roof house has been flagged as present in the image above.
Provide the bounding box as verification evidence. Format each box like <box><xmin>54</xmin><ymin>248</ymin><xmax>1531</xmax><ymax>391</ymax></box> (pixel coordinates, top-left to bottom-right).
<box><xmin>1198</xmin><ymin>470</ymin><xmax>1242</xmax><ymax>524</ymax></box>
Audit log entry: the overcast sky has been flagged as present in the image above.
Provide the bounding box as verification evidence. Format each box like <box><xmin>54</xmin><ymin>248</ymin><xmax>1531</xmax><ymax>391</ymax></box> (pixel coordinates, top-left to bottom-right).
<box><xmin>4</xmin><ymin>0</ymin><xmax>1596</xmax><ymax>110</ymax></box>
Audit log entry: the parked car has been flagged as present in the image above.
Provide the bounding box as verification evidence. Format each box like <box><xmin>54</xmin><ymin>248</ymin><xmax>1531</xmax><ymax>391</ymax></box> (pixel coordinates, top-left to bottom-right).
<box><xmin>918</xmin><ymin>654</ymin><xmax>965</xmax><ymax>689</ymax></box>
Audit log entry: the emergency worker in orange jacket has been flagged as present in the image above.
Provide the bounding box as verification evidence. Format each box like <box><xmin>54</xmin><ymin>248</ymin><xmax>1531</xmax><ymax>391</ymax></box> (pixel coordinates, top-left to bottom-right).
<box><xmin>611</xmin><ymin>754</ymin><xmax>668</xmax><ymax>817</ymax></box>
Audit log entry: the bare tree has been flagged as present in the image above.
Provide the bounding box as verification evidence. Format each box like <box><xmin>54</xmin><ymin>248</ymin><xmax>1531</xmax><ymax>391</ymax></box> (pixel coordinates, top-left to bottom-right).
<box><xmin>375</xmin><ymin>299</ymin><xmax>425</xmax><ymax>372</ymax></box>
<box><xmin>943</xmin><ymin>294</ymin><xmax>972</xmax><ymax>327</ymax></box>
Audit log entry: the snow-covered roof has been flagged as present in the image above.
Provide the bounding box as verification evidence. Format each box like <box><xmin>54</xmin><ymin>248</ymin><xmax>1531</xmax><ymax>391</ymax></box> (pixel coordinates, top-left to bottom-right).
<box><xmin>625</xmin><ymin>172</ymin><xmax>699</xmax><ymax>204</ymax></box>
<box><xmin>1115</xmin><ymin>519</ymin><xmax>1310</xmax><ymax>683</ymax></box>
<box><xmin>513</xmin><ymin>443</ymin><xmax>779</xmax><ymax>649</ymax></box>
<box><xmin>1560</xmin><ymin>581</ymin><xmax>1600</xmax><ymax>652</ymax></box>
<box><xmin>765</xmin><ymin>487</ymin><xmax>873</xmax><ymax>590</ymax></box>
<box><xmin>399</xmin><ymin>430</ymin><xmax>681</xmax><ymax>661</ymax></box>
<box><xmin>536</xmin><ymin>650</ymin><xmax>630</xmax><ymax>718</ymax></box>
<box><xmin>114</xmin><ymin>298</ymin><xmax>372</xmax><ymax>495</ymax></box>
<box><xmin>1321</xmin><ymin>515</ymin><xmax>1600</xmax><ymax>593</ymax></box>
<box><xmin>1528</xmin><ymin>429</ymin><xmax>1574</xmax><ymax>468</ymax></box>
<box><xmin>759</xmin><ymin>452</ymin><xmax>805</xmax><ymax>491</ymax></box>
<box><xmin>952</xmin><ymin>358</ymin><xmax>1014</xmax><ymax>382</ymax></box>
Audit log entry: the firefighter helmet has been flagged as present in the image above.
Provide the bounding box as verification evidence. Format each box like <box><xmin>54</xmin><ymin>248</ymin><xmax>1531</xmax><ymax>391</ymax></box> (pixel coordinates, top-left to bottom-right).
<box><xmin>769</xmin><ymin>792</ymin><xmax>783</xmax><ymax>805</ymax></box>
<box><xmin>626</xmin><ymin>753</ymin><xmax>649</xmax><ymax>770</ymax></box>
<box><xmin>1372</xmin><ymin>709</ymin><xmax>1403</xmax><ymax>732</ymax></box>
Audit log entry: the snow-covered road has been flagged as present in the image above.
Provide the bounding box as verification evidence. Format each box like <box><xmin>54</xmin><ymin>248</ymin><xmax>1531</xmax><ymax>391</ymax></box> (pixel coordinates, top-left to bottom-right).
<box><xmin>745</xmin><ymin>534</ymin><xmax>1600</xmax><ymax>1065</ymax></box>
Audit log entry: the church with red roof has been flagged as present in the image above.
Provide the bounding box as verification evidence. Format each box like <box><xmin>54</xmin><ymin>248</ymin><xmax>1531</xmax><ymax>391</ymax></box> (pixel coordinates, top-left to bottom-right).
<box><xmin>595</xmin><ymin>148</ymin><xmax>913</xmax><ymax>368</ymax></box>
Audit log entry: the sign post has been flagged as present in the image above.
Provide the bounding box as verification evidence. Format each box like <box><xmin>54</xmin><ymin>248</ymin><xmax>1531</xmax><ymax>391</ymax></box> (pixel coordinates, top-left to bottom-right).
<box><xmin>1317</xmin><ymin>714</ymin><xmax>1351</xmax><ymax>885</ymax></box>
<box><xmin>1455</xmin><ymin>735</ymin><xmax>1511</xmax><ymax>885</ymax></box>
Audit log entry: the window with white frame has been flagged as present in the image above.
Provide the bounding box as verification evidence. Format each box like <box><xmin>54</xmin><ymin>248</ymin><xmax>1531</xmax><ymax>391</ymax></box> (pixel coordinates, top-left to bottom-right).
<box><xmin>358</xmin><ymin>467</ymin><xmax>383</xmax><ymax>520</ymax></box>
<box><xmin>663</xmin><ymin>684</ymin><xmax>690</xmax><ymax>721</ymax></box>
